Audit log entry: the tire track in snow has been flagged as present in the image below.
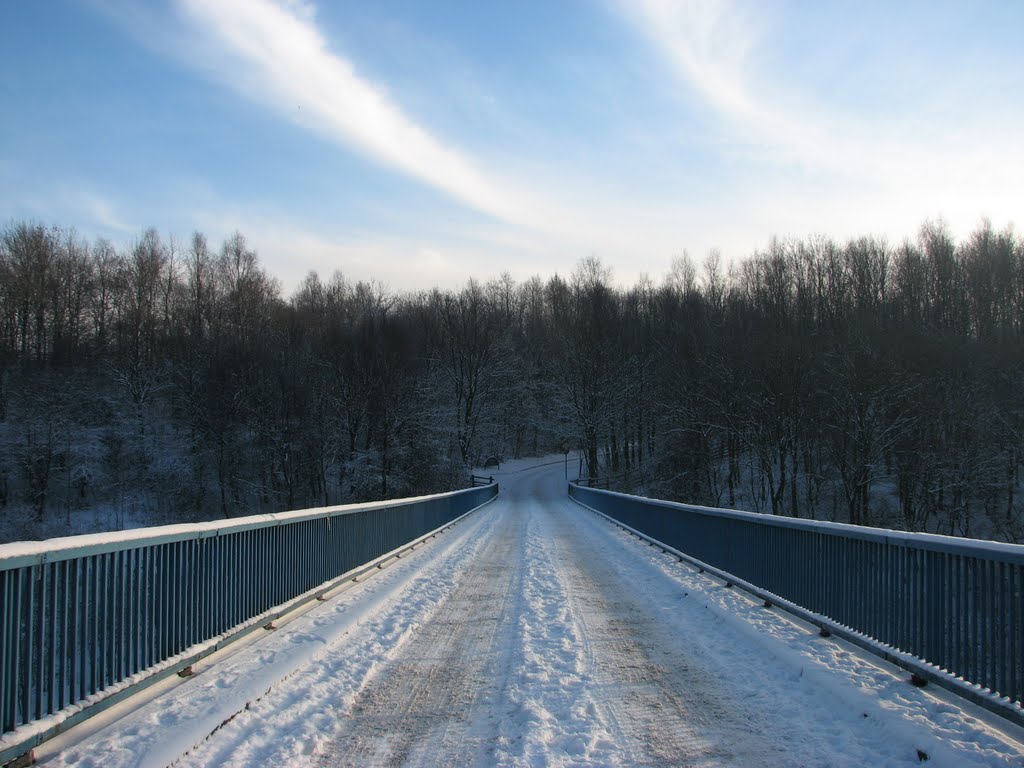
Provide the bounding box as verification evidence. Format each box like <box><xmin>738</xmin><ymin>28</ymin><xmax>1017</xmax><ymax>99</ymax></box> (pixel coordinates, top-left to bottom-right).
<box><xmin>534</xmin><ymin>502</ymin><xmax>766</xmax><ymax>766</ymax></box>
<box><xmin>169</xmin><ymin>505</ymin><xmax>503</xmax><ymax>768</ymax></box>
<box><xmin>314</xmin><ymin>504</ymin><xmax>524</xmax><ymax>766</ymax></box>
<box><xmin>311</xmin><ymin>466</ymin><xmax>631</xmax><ymax>767</ymax></box>
<box><xmin>489</xmin><ymin>506</ymin><xmax>623</xmax><ymax>766</ymax></box>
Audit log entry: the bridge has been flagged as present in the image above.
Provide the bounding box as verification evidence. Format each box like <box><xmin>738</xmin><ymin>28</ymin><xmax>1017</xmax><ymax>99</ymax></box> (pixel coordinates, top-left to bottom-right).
<box><xmin>1</xmin><ymin>459</ymin><xmax>1023</xmax><ymax>766</ymax></box>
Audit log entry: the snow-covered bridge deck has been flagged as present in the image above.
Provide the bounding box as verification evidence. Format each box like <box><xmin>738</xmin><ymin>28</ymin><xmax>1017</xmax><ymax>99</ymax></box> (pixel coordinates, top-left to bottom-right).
<box><xmin>34</xmin><ymin>462</ymin><xmax>1024</xmax><ymax>767</ymax></box>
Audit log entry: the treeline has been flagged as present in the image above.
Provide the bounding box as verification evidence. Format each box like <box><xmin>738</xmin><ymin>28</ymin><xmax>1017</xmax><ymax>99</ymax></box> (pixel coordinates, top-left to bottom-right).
<box><xmin>0</xmin><ymin>222</ymin><xmax>570</xmax><ymax>541</ymax></box>
<box><xmin>1</xmin><ymin>218</ymin><xmax>1023</xmax><ymax>543</ymax></box>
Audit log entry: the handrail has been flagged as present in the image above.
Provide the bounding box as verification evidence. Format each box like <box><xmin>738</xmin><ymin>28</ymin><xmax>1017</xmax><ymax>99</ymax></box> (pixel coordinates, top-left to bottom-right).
<box><xmin>0</xmin><ymin>490</ymin><xmax>487</xmax><ymax>570</ymax></box>
<box><xmin>0</xmin><ymin>483</ymin><xmax>498</xmax><ymax>762</ymax></box>
<box><xmin>569</xmin><ymin>483</ymin><xmax>1024</xmax><ymax>725</ymax></box>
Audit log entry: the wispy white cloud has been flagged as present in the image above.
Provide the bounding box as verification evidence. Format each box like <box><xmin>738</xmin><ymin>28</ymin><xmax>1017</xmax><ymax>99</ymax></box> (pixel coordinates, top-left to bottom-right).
<box><xmin>85</xmin><ymin>0</ymin><xmax>1022</xmax><ymax>290</ymax></box>
<box><xmin>618</xmin><ymin>0</ymin><xmax>1024</xmax><ymax>233</ymax></box>
<box><xmin>96</xmin><ymin>0</ymin><xmax>773</xmax><ymax>277</ymax></box>
<box><xmin>4</xmin><ymin>181</ymin><xmax>136</xmax><ymax>237</ymax></box>
<box><xmin>171</xmin><ymin>0</ymin><xmax>537</xmax><ymax>228</ymax></box>
<box><xmin>152</xmin><ymin>0</ymin><xmax>652</xmax><ymax>262</ymax></box>
<box><xmin>164</xmin><ymin>0</ymin><xmax>701</xmax><ymax>268</ymax></box>
<box><xmin>78</xmin><ymin>191</ymin><xmax>135</xmax><ymax>234</ymax></box>
<box><xmin>625</xmin><ymin>0</ymin><xmax>760</xmax><ymax>120</ymax></box>
<box><xmin>619</xmin><ymin>0</ymin><xmax>888</xmax><ymax>177</ymax></box>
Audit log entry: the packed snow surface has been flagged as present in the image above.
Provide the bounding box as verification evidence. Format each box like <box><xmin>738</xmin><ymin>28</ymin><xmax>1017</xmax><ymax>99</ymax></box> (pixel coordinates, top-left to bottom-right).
<box><xmin>36</xmin><ymin>459</ymin><xmax>1024</xmax><ymax>767</ymax></box>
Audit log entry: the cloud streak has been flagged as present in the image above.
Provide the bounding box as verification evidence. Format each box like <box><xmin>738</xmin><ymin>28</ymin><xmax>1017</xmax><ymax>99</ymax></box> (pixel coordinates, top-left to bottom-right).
<box><xmin>107</xmin><ymin>0</ymin><xmax>820</xmax><ymax>272</ymax></box>
<box><xmin>619</xmin><ymin>0</ymin><xmax>1023</xmax><ymax>237</ymax></box>
<box><xmin>173</xmin><ymin>0</ymin><xmax>531</xmax><ymax>228</ymax></box>
<box><xmin>626</xmin><ymin>0</ymin><xmax>759</xmax><ymax>120</ymax></box>
<box><xmin>619</xmin><ymin>0</ymin><xmax>886</xmax><ymax>177</ymax></box>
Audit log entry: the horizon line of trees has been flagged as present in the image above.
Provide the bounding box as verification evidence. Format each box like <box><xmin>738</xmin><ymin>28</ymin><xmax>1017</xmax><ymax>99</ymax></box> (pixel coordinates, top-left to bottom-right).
<box><xmin>1</xmin><ymin>216</ymin><xmax>1023</xmax><ymax>544</ymax></box>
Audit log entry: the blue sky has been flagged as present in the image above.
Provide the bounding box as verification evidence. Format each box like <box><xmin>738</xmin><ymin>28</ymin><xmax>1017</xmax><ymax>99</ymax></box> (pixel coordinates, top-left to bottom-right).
<box><xmin>2</xmin><ymin>1</ymin><xmax>1022</xmax><ymax>293</ymax></box>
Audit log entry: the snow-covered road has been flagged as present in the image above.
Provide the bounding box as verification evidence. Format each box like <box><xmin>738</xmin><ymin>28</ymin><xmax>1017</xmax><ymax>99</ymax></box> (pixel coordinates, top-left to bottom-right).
<box><xmin>38</xmin><ymin>460</ymin><xmax>1024</xmax><ymax>767</ymax></box>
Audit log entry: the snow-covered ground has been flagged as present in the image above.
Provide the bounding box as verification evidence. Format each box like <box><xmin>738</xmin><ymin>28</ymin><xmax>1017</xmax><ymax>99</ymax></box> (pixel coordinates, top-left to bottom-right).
<box><xmin>35</xmin><ymin>458</ymin><xmax>1024</xmax><ymax>767</ymax></box>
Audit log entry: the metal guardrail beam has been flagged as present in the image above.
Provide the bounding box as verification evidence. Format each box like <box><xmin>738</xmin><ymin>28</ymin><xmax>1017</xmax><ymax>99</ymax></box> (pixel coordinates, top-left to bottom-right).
<box><xmin>569</xmin><ymin>483</ymin><xmax>1024</xmax><ymax>727</ymax></box>
<box><xmin>0</xmin><ymin>482</ymin><xmax>498</xmax><ymax>764</ymax></box>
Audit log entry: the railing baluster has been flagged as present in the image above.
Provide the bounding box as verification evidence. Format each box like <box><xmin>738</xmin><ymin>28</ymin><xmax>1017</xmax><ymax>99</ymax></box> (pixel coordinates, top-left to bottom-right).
<box><xmin>1</xmin><ymin>570</ymin><xmax>8</xmax><ymax>732</ymax></box>
<box><xmin>0</xmin><ymin>570</ymin><xmax>10</xmax><ymax>732</ymax></box>
<box><xmin>58</xmin><ymin>559</ymin><xmax>68</xmax><ymax>711</ymax></box>
<box><xmin>1012</xmin><ymin>565</ymin><xmax>1022</xmax><ymax>703</ymax></box>
<box><xmin>86</xmin><ymin>556</ymin><xmax>95</xmax><ymax>697</ymax></box>
<box><xmin>18</xmin><ymin>568</ymin><xmax>28</xmax><ymax>728</ymax></box>
<box><xmin>36</xmin><ymin>563</ymin><xmax>47</xmax><ymax>721</ymax></box>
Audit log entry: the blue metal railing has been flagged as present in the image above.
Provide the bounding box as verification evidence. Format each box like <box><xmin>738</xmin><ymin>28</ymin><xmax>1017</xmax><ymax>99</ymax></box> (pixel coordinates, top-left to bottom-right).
<box><xmin>570</xmin><ymin>483</ymin><xmax>1024</xmax><ymax>723</ymax></box>
<box><xmin>0</xmin><ymin>483</ymin><xmax>497</xmax><ymax>758</ymax></box>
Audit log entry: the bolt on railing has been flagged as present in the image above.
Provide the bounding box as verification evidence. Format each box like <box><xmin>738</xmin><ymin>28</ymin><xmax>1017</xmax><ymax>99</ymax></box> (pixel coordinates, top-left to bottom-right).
<box><xmin>570</xmin><ymin>483</ymin><xmax>1024</xmax><ymax>725</ymax></box>
<box><xmin>0</xmin><ymin>482</ymin><xmax>497</xmax><ymax>761</ymax></box>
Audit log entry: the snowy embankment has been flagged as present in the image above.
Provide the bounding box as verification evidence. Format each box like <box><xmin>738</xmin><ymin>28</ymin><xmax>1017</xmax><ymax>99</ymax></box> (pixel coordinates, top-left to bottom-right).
<box><xmin>37</xmin><ymin>459</ymin><xmax>1024</xmax><ymax>767</ymax></box>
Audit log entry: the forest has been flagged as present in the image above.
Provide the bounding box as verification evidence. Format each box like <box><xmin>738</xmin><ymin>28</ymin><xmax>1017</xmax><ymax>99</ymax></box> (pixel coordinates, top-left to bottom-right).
<box><xmin>1</xmin><ymin>218</ymin><xmax>1023</xmax><ymax>544</ymax></box>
